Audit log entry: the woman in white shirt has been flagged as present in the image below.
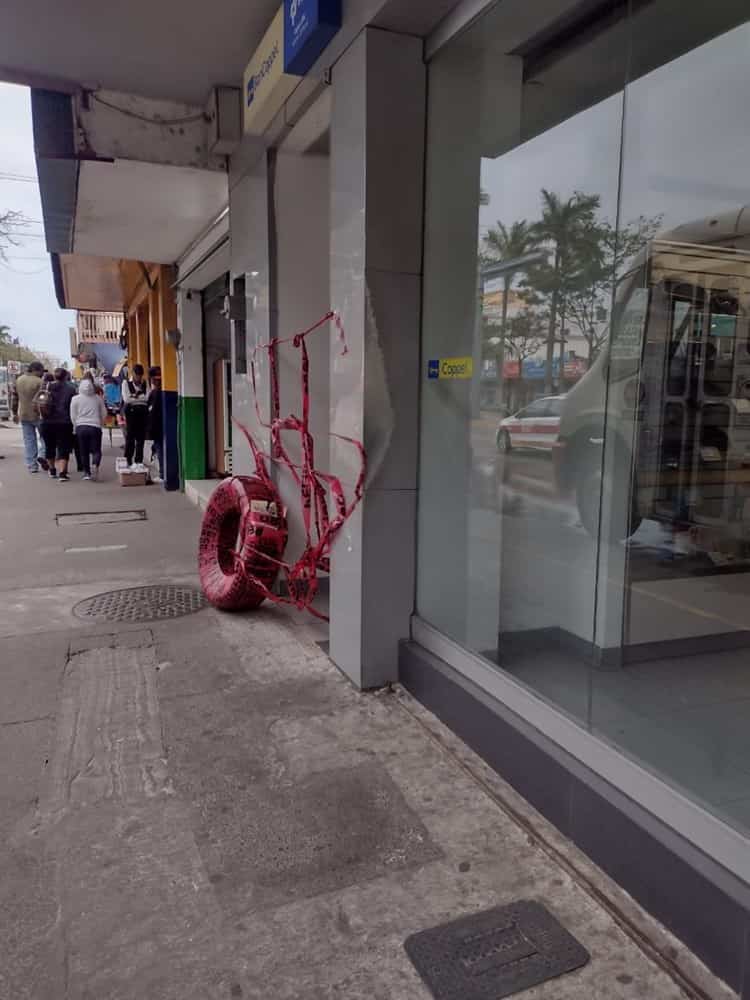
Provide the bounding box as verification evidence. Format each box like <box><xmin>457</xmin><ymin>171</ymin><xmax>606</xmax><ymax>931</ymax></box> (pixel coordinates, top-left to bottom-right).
<box><xmin>70</xmin><ymin>376</ymin><xmax>107</xmax><ymax>480</ymax></box>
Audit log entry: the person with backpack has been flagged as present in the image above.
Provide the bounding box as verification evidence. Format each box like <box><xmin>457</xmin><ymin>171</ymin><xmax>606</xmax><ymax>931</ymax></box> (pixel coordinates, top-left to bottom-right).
<box><xmin>39</xmin><ymin>367</ymin><xmax>76</xmax><ymax>481</ymax></box>
<box><xmin>11</xmin><ymin>360</ymin><xmax>48</xmax><ymax>473</ymax></box>
<box><xmin>70</xmin><ymin>374</ymin><xmax>107</xmax><ymax>481</ymax></box>
<box><xmin>121</xmin><ymin>363</ymin><xmax>149</xmax><ymax>466</ymax></box>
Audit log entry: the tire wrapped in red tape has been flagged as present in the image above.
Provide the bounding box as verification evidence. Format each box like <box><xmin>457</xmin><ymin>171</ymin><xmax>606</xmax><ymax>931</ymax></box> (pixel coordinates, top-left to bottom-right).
<box><xmin>198</xmin><ymin>476</ymin><xmax>288</xmax><ymax>610</ymax></box>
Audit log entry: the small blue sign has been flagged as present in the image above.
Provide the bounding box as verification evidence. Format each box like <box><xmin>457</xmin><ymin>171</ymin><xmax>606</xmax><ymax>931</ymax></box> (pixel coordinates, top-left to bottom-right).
<box><xmin>522</xmin><ymin>357</ymin><xmax>569</xmax><ymax>379</ymax></box>
<box><xmin>427</xmin><ymin>359</ymin><xmax>440</xmax><ymax>380</ymax></box>
<box><xmin>284</xmin><ymin>0</ymin><xmax>341</xmax><ymax>76</ymax></box>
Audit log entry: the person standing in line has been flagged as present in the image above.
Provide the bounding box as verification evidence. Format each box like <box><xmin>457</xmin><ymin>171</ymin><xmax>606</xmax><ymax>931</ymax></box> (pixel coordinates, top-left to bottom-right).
<box><xmin>11</xmin><ymin>360</ymin><xmax>48</xmax><ymax>473</ymax></box>
<box><xmin>102</xmin><ymin>374</ymin><xmax>121</xmax><ymax>446</ymax></box>
<box><xmin>70</xmin><ymin>374</ymin><xmax>107</xmax><ymax>481</ymax></box>
<box><xmin>40</xmin><ymin>367</ymin><xmax>76</xmax><ymax>481</ymax></box>
<box><xmin>121</xmin><ymin>364</ymin><xmax>149</xmax><ymax>466</ymax></box>
<box><xmin>146</xmin><ymin>366</ymin><xmax>163</xmax><ymax>483</ymax></box>
<box><xmin>68</xmin><ymin>370</ymin><xmax>84</xmax><ymax>473</ymax></box>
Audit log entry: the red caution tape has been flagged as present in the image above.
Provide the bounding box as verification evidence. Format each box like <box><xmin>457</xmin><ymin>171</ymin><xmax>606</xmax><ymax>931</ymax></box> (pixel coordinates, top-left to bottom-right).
<box><xmin>198</xmin><ymin>312</ymin><xmax>366</xmax><ymax>617</ymax></box>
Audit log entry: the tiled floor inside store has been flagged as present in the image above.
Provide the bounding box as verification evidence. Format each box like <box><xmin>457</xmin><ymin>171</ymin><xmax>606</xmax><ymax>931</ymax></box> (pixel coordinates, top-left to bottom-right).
<box><xmin>490</xmin><ymin>642</ymin><xmax>750</xmax><ymax>835</ymax></box>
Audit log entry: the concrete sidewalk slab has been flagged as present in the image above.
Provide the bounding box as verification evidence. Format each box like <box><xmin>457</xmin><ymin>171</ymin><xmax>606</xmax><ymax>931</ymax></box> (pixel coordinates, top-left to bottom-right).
<box><xmin>185</xmin><ymin>478</ymin><xmax>221</xmax><ymax>511</ymax></box>
<box><xmin>0</xmin><ymin>420</ymin><xmax>737</xmax><ymax>1000</ymax></box>
<box><xmin>0</xmin><ymin>424</ymin><xmax>200</xmax><ymax>593</ymax></box>
<box><xmin>0</xmin><ymin>574</ymin><xmax>204</xmax><ymax>638</ymax></box>
<box><xmin>0</xmin><ymin>632</ymin><xmax>66</xmax><ymax>722</ymax></box>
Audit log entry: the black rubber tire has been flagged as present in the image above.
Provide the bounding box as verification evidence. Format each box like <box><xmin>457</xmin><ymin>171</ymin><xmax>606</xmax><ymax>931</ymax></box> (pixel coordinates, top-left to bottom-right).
<box><xmin>496</xmin><ymin>429</ymin><xmax>512</xmax><ymax>454</ymax></box>
<box><xmin>576</xmin><ymin>452</ymin><xmax>642</xmax><ymax>542</ymax></box>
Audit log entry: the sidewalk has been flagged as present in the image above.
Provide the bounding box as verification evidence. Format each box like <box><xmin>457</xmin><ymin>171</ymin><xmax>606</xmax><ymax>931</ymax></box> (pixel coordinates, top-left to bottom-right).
<box><xmin>0</xmin><ymin>421</ymin><xmax>735</xmax><ymax>1000</ymax></box>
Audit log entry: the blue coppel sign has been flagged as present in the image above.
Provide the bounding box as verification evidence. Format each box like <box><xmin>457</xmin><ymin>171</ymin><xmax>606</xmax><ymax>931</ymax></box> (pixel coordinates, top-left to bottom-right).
<box><xmin>284</xmin><ymin>0</ymin><xmax>342</xmax><ymax>77</ymax></box>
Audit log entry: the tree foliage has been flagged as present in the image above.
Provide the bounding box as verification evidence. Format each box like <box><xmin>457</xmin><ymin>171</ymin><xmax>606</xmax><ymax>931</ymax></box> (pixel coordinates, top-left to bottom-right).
<box><xmin>563</xmin><ymin>214</ymin><xmax>661</xmax><ymax>362</ymax></box>
<box><xmin>482</xmin><ymin>220</ymin><xmax>539</xmax><ymax>403</ymax></box>
<box><xmin>483</xmin><ymin>190</ymin><xmax>662</xmax><ymax>390</ymax></box>
<box><xmin>0</xmin><ymin>324</ymin><xmax>42</xmax><ymax>366</ymax></box>
<box><xmin>1</xmin><ymin>211</ymin><xmax>49</xmax><ymax>366</ymax></box>
<box><xmin>0</xmin><ymin>210</ymin><xmax>29</xmax><ymax>264</ymax></box>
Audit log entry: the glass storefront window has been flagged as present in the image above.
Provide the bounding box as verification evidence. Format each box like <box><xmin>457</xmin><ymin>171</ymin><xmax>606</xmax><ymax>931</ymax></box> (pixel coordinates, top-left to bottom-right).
<box><xmin>418</xmin><ymin>0</ymin><xmax>750</xmax><ymax>836</ymax></box>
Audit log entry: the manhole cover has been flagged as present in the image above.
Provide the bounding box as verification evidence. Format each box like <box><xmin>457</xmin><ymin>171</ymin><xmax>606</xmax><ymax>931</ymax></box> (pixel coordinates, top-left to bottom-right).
<box><xmin>57</xmin><ymin>510</ymin><xmax>147</xmax><ymax>526</ymax></box>
<box><xmin>404</xmin><ymin>901</ymin><xmax>589</xmax><ymax>1000</ymax></box>
<box><xmin>73</xmin><ymin>584</ymin><xmax>208</xmax><ymax>623</ymax></box>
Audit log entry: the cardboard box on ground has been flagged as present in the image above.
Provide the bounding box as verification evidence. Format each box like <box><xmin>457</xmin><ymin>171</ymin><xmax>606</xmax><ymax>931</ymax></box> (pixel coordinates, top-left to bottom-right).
<box><xmin>116</xmin><ymin>457</ymin><xmax>149</xmax><ymax>487</ymax></box>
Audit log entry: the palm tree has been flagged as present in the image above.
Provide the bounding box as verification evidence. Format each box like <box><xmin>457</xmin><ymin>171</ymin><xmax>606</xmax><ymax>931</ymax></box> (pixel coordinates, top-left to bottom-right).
<box><xmin>483</xmin><ymin>220</ymin><xmax>539</xmax><ymax>407</ymax></box>
<box><xmin>529</xmin><ymin>190</ymin><xmax>600</xmax><ymax>393</ymax></box>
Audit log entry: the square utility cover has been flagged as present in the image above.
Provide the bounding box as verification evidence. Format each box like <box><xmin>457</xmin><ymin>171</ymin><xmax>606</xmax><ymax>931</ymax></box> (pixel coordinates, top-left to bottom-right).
<box><xmin>404</xmin><ymin>900</ymin><xmax>590</xmax><ymax>1000</ymax></box>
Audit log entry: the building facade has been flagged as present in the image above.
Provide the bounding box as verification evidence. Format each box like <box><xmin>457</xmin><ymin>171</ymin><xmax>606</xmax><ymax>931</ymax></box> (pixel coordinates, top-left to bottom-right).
<box><xmin>18</xmin><ymin>0</ymin><xmax>750</xmax><ymax>990</ymax></box>
<box><xmin>409</xmin><ymin>3</ymin><xmax>750</xmax><ymax>992</ymax></box>
<box><xmin>70</xmin><ymin>310</ymin><xmax>125</xmax><ymax>379</ymax></box>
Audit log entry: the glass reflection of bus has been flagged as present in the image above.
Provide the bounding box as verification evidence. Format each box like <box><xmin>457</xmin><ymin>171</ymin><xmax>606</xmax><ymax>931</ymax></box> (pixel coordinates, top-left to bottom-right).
<box><xmin>556</xmin><ymin>206</ymin><xmax>750</xmax><ymax>562</ymax></box>
<box><xmin>0</xmin><ymin>367</ymin><xmax>10</xmax><ymax>421</ymax></box>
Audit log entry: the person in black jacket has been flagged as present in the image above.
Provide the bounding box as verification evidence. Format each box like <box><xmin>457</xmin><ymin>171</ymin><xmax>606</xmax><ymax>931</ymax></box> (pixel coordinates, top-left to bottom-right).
<box><xmin>121</xmin><ymin>364</ymin><xmax>149</xmax><ymax>466</ymax></box>
<box><xmin>40</xmin><ymin>368</ymin><xmax>76</xmax><ymax>481</ymax></box>
<box><xmin>146</xmin><ymin>366</ymin><xmax>163</xmax><ymax>482</ymax></box>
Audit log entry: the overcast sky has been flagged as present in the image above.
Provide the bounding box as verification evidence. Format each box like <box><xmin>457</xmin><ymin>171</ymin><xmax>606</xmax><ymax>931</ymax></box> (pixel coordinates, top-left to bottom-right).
<box><xmin>479</xmin><ymin>23</ymin><xmax>750</xmax><ymax>248</ymax></box>
<box><xmin>0</xmin><ymin>82</ymin><xmax>75</xmax><ymax>361</ymax></box>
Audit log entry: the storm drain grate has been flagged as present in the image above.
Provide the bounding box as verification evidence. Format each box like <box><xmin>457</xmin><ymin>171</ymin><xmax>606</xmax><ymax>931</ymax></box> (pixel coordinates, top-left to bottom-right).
<box><xmin>57</xmin><ymin>510</ymin><xmax>147</xmax><ymax>527</ymax></box>
<box><xmin>404</xmin><ymin>901</ymin><xmax>590</xmax><ymax>1000</ymax></box>
<box><xmin>73</xmin><ymin>584</ymin><xmax>208</xmax><ymax>623</ymax></box>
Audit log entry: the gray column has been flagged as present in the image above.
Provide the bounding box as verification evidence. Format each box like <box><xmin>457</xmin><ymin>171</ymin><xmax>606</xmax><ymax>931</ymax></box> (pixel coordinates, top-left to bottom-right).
<box><xmin>229</xmin><ymin>152</ymin><xmax>271</xmax><ymax>475</ymax></box>
<box><xmin>329</xmin><ymin>27</ymin><xmax>425</xmax><ymax>689</ymax></box>
<box><xmin>176</xmin><ymin>288</ymin><xmax>203</xmax><ymax>401</ymax></box>
<box><xmin>272</xmin><ymin>149</ymin><xmax>331</xmax><ymax>560</ymax></box>
<box><xmin>175</xmin><ymin>288</ymin><xmax>206</xmax><ymax>481</ymax></box>
<box><xmin>417</xmin><ymin>42</ymin><xmax>484</xmax><ymax>648</ymax></box>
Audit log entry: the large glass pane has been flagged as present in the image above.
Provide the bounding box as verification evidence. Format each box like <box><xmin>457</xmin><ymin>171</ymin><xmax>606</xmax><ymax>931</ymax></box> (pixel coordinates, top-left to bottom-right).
<box><xmin>418</xmin><ymin>0</ymin><xmax>750</xmax><ymax>842</ymax></box>
<box><xmin>418</xmin><ymin>1</ymin><xmax>628</xmax><ymax>721</ymax></box>
<box><xmin>590</xmin><ymin>4</ymin><xmax>750</xmax><ymax>833</ymax></box>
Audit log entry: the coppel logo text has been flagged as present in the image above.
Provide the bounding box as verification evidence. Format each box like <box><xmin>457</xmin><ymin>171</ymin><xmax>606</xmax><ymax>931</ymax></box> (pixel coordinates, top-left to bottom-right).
<box><xmin>247</xmin><ymin>41</ymin><xmax>279</xmax><ymax>107</ymax></box>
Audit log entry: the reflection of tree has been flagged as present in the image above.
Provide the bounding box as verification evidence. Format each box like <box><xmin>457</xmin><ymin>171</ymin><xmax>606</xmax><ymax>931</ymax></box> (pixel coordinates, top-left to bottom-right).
<box><xmin>525</xmin><ymin>190</ymin><xmax>600</xmax><ymax>393</ymax></box>
<box><xmin>482</xmin><ymin>309</ymin><xmax>544</xmax><ymax>367</ymax></box>
<box><xmin>482</xmin><ymin>220</ymin><xmax>539</xmax><ymax>406</ymax></box>
<box><xmin>483</xmin><ymin>191</ymin><xmax>662</xmax><ymax>388</ymax></box>
<box><xmin>564</xmin><ymin>215</ymin><xmax>661</xmax><ymax>362</ymax></box>
<box><xmin>505</xmin><ymin>309</ymin><xmax>546</xmax><ymax>366</ymax></box>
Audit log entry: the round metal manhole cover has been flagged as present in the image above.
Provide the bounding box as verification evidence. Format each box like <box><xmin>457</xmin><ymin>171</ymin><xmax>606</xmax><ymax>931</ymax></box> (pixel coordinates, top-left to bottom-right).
<box><xmin>73</xmin><ymin>584</ymin><xmax>209</xmax><ymax>623</ymax></box>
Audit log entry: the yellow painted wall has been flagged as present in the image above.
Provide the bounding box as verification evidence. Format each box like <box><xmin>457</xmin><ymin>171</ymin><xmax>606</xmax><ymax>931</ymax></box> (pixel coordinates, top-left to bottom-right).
<box><xmin>122</xmin><ymin>264</ymin><xmax>178</xmax><ymax>379</ymax></box>
<box><xmin>158</xmin><ymin>270</ymin><xmax>178</xmax><ymax>393</ymax></box>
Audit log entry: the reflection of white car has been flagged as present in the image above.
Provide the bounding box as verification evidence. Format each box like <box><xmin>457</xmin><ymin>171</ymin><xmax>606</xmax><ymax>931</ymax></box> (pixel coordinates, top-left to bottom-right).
<box><xmin>496</xmin><ymin>395</ymin><xmax>564</xmax><ymax>453</ymax></box>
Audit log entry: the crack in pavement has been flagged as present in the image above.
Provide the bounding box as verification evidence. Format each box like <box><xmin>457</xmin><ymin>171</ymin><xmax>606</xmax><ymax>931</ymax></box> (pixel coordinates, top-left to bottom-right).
<box><xmin>0</xmin><ymin>715</ymin><xmax>53</xmax><ymax>728</ymax></box>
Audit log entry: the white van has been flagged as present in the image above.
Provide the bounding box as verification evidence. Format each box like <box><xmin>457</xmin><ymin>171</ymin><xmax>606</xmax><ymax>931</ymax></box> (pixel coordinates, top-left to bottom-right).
<box><xmin>555</xmin><ymin>206</ymin><xmax>750</xmax><ymax>557</ymax></box>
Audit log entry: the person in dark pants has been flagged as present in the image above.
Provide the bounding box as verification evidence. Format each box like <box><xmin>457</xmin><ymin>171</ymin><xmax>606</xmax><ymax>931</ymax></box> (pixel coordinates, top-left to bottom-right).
<box><xmin>70</xmin><ymin>375</ymin><xmax>107</xmax><ymax>480</ymax></box>
<box><xmin>121</xmin><ymin>363</ymin><xmax>149</xmax><ymax>466</ymax></box>
<box><xmin>146</xmin><ymin>366</ymin><xmax>163</xmax><ymax>483</ymax></box>
<box><xmin>68</xmin><ymin>371</ymin><xmax>84</xmax><ymax>473</ymax></box>
<box><xmin>40</xmin><ymin>367</ymin><xmax>76</xmax><ymax>481</ymax></box>
<box><xmin>11</xmin><ymin>360</ymin><xmax>47</xmax><ymax>472</ymax></box>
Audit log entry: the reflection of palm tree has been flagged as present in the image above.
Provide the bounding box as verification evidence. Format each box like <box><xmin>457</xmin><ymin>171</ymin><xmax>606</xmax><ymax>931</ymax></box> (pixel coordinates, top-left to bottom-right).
<box><xmin>483</xmin><ymin>220</ymin><xmax>538</xmax><ymax>406</ymax></box>
<box><xmin>531</xmin><ymin>190</ymin><xmax>600</xmax><ymax>393</ymax></box>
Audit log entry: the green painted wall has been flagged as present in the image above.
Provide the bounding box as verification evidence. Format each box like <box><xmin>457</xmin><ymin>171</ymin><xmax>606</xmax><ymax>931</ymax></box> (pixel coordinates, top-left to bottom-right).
<box><xmin>179</xmin><ymin>395</ymin><xmax>206</xmax><ymax>485</ymax></box>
